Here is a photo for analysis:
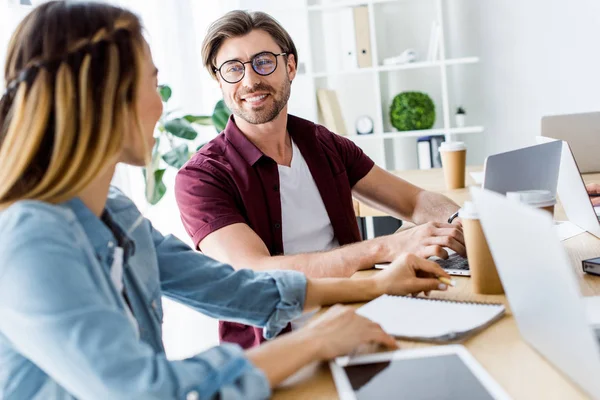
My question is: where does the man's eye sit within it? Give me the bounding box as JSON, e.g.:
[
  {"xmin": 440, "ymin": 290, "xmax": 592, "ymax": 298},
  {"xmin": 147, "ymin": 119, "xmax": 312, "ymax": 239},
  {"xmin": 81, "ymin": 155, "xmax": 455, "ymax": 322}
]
[{"xmin": 227, "ymin": 65, "xmax": 243, "ymax": 73}]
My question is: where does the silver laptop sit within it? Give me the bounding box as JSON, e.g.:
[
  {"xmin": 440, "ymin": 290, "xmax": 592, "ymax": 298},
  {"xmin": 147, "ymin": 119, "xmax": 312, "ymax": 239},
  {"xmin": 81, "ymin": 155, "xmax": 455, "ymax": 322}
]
[
  {"xmin": 471, "ymin": 187, "xmax": 600, "ymax": 398},
  {"xmin": 542, "ymin": 112, "xmax": 600, "ymax": 173},
  {"xmin": 482, "ymin": 141, "xmax": 562, "ymax": 195},
  {"xmin": 536, "ymin": 136, "xmax": 600, "ymax": 238}
]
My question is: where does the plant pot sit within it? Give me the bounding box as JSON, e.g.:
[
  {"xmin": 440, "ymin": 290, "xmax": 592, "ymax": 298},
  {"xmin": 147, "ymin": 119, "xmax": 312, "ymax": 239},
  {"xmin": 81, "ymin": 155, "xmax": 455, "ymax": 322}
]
[{"xmin": 455, "ymin": 114, "xmax": 466, "ymax": 128}]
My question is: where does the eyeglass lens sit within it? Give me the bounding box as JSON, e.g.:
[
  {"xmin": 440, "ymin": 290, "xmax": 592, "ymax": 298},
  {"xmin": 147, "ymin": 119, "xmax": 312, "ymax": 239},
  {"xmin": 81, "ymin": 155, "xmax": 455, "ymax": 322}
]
[{"xmin": 220, "ymin": 52, "xmax": 278, "ymax": 83}]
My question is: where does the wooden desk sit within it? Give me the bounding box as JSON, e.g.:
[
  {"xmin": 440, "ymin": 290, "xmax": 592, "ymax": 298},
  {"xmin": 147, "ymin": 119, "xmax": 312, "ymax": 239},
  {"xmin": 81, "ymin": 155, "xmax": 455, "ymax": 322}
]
[
  {"xmin": 274, "ymin": 169, "xmax": 600, "ymax": 400},
  {"xmin": 355, "ymin": 166, "xmax": 483, "ymax": 218}
]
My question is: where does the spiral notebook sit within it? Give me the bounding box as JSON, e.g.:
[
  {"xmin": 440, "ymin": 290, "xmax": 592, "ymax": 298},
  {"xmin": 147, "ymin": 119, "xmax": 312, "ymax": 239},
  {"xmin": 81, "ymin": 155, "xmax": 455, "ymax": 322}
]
[{"xmin": 357, "ymin": 295, "xmax": 505, "ymax": 343}]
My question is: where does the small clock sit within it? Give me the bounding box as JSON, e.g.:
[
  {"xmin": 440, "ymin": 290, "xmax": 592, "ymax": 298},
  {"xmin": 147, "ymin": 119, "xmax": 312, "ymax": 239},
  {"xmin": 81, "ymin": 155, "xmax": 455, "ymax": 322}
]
[{"xmin": 356, "ymin": 115, "xmax": 374, "ymax": 135}]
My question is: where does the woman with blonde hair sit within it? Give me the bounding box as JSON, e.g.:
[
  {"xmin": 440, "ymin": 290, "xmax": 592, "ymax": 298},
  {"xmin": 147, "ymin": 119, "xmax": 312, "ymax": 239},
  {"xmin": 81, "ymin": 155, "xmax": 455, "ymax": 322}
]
[{"xmin": 0, "ymin": 2, "xmax": 450, "ymax": 399}]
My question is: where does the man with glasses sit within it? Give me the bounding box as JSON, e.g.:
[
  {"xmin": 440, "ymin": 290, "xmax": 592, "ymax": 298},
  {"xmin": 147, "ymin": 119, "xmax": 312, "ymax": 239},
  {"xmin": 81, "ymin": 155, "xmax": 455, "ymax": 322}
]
[{"xmin": 175, "ymin": 10, "xmax": 465, "ymax": 349}]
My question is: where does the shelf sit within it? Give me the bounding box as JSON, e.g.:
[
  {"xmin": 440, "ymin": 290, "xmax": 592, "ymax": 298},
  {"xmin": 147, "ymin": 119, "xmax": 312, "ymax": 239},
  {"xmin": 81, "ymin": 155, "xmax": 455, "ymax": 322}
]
[
  {"xmin": 307, "ymin": 57, "xmax": 479, "ymax": 78},
  {"xmin": 307, "ymin": 0, "xmax": 398, "ymax": 12},
  {"xmin": 346, "ymin": 126, "xmax": 484, "ymax": 140}
]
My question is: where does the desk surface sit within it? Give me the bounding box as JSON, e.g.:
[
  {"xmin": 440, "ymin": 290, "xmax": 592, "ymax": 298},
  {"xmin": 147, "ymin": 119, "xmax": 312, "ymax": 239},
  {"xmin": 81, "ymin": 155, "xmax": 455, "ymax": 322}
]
[{"xmin": 274, "ymin": 168, "xmax": 600, "ymax": 400}]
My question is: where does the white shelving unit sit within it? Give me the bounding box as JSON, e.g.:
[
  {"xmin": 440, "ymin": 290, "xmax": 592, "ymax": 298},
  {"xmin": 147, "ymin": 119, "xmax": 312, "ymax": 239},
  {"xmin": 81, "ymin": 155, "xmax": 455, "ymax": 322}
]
[{"xmin": 243, "ymin": 0, "xmax": 483, "ymax": 170}]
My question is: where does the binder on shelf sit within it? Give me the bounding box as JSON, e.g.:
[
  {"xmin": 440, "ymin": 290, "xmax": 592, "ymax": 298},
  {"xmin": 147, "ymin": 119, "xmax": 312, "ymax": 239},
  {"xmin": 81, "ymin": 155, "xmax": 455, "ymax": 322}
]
[
  {"xmin": 316, "ymin": 89, "xmax": 347, "ymax": 135},
  {"xmin": 340, "ymin": 7, "xmax": 358, "ymax": 70},
  {"xmin": 417, "ymin": 135, "xmax": 445, "ymax": 169},
  {"xmin": 353, "ymin": 6, "xmax": 372, "ymax": 68},
  {"xmin": 427, "ymin": 21, "xmax": 441, "ymax": 61}
]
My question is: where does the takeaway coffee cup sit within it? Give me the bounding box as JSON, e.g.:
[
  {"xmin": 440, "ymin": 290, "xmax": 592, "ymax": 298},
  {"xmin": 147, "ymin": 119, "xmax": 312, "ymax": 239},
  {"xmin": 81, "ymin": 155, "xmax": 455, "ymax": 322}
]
[
  {"xmin": 460, "ymin": 201, "xmax": 504, "ymax": 295},
  {"xmin": 506, "ymin": 190, "xmax": 556, "ymax": 217},
  {"xmin": 439, "ymin": 141, "xmax": 467, "ymax": 190}
]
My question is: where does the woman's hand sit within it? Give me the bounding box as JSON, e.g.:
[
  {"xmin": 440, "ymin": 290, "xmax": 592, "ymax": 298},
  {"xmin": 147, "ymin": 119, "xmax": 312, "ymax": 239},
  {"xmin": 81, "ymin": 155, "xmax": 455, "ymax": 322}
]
[
  {"xmin": 374, "ymin": 253, "xmax": 451, "ymax": 297},
  {"xmin": 303, "ymin": 304, "xmax": 398, "ymax": 360}
]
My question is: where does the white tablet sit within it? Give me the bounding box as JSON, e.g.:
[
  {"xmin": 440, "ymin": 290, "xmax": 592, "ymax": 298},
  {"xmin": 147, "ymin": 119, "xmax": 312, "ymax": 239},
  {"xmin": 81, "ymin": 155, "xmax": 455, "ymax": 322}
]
[{"xmin": 330, "ymin": 345, "xmax": 511, "ymax": 400}]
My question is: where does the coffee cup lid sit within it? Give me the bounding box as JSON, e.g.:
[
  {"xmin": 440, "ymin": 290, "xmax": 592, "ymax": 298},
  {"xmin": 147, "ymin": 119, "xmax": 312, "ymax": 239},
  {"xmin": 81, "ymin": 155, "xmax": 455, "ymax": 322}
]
[
  {"xmin": 458, "ymin": 201, "xmax": 478, "ymax": 219},
  {"xmin": 439, "ymin": 141, "xmax": 466, "ymax": 152},
  {"xmin": 506, "ymin": 190, "xmax": 556, "ymax": 207}
]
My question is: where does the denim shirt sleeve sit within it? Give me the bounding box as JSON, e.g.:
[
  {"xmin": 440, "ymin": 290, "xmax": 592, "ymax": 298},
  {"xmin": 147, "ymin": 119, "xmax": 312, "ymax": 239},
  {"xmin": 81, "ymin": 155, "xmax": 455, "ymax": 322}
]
[
  {"xmin": 150, "ymin": 220, "xmax": 307, "ymax": 339},
  {"xmin": 0, "ymin": 206, "xmax": 275, "ymax": 400}
]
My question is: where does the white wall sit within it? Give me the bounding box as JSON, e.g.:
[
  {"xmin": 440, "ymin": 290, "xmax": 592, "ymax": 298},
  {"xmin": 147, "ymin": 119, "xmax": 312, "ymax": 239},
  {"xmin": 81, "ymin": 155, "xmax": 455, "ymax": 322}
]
[{"xmin": 446, "ymin": 0, "xmax": 600, "ymax": 160}]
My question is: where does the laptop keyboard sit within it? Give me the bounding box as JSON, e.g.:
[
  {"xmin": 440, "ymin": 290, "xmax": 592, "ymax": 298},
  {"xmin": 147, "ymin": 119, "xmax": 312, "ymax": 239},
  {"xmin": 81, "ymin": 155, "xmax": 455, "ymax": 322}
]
[{"xmin": 435, "ymin": 253, "xmax": 469, "ymax": 271}]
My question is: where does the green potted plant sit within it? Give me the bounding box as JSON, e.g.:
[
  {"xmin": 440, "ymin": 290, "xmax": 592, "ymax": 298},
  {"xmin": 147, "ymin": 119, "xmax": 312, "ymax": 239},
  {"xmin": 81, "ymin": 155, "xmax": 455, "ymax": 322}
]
[
  {"xmin": 389, "ymin": 91, "xmax": 435, "ymax": 131},
  {"xmin": 144, "ymin": 85, "xmax": 231, "ymax": 204}
]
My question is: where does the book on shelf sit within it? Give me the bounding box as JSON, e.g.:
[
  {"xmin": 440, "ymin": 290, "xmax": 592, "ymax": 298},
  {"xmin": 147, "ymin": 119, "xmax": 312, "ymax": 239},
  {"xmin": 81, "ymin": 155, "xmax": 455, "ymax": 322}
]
[
  {"xmin": 353, "ymin": 5, "xmax": 372, "ymax": 68},
  {"xmin": 417, "ymin": 135, "xmax": 445, "ymax": 169},
  {"xmin": 316, "ymin": 88, "xmax": 347, "ymax": 135}
]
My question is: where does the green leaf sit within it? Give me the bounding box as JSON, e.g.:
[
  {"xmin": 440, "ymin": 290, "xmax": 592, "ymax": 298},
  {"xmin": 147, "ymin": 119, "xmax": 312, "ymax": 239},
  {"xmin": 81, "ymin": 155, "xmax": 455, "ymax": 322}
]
[
  {"xmin": 162, "ymin": 144, "xmax": 190, "ymax": 169},
  {"xmin": 212, "ymin": 100, "xmax": 231, "ymax": 132},
  {"xmin": 144, "ymin": 168, "xmax": 167, "ymax": 205},
  {"xmin": 164, "ymin": 118, "xmax": 198, "ymax": 140},
  {"xmin": 183, "ymin": 114, "xmax": 214, "ymax": 126},
  {"xmin": 158, "ymin": 85, "xmax": 172, "ymax": 102}
]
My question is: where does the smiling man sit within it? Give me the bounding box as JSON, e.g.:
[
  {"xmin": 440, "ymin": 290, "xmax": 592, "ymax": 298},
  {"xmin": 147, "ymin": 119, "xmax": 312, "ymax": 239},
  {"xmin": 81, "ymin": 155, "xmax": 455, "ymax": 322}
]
[{"xmin": 175, "ymin": 10, "xmax": 464, "ymax": 349}]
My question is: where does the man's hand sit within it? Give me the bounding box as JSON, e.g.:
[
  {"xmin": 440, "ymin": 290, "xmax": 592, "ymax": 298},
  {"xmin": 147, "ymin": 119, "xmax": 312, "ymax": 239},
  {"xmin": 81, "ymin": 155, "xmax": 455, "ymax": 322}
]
[
  {"xmin": 586, "ymin": 183, "xmax": 600, "ymax": 206},
  {"xmin": 373, "ymin": 253, "xmax": 451, "ymax": 297},
  {"xmin": 377, "ymin": 221, "xmax": 466, "ymax": 261}
]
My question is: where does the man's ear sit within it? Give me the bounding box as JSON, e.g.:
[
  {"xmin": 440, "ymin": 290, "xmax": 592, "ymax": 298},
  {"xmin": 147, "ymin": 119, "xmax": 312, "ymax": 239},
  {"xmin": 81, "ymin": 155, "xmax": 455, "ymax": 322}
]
[{"xmin": 286, "ymin": 54, "xmax": 297, "ymax": 82}]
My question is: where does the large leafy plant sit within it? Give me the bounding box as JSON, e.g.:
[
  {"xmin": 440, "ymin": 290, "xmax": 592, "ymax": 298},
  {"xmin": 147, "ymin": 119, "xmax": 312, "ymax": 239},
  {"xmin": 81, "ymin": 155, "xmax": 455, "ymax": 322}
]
[{"xmin": 145, "ymin": 85, "xmax": 231, "ymax": 204}]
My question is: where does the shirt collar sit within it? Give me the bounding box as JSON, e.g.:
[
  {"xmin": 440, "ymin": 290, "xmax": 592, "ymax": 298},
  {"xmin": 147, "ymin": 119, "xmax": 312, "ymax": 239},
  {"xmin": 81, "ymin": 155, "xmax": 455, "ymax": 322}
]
[
  {"xmin": 224, "ymin": 114, "xmax": 318, "ymax": 166},
  {"xmin": 224, "ymin": 115, "xmax": 265, "ymax": 166},
  {"xmin": 61, "ymin": 197, "xmax": 135, "ymax": 263}
]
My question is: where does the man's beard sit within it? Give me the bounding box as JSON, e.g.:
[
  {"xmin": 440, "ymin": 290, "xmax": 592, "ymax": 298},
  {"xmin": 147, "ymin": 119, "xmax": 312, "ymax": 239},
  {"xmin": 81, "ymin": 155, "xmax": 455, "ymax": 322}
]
[{"xmin": 226, "ymin": 77, "xmax": 291, "ymax": 125}]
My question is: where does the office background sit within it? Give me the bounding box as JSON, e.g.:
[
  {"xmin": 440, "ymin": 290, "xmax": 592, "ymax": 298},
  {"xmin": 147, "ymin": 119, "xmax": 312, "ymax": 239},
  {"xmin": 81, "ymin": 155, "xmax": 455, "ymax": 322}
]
[{"xmin": 1, "ymin": 0, "xmax": 599, "ymax": 361}]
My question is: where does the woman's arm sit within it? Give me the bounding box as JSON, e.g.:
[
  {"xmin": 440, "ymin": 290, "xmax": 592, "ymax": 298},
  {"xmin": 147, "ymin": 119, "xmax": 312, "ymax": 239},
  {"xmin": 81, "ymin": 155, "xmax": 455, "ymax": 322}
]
[{"xmin": 0, "ymin": 210, "xmax": 272, "ymax": 399}]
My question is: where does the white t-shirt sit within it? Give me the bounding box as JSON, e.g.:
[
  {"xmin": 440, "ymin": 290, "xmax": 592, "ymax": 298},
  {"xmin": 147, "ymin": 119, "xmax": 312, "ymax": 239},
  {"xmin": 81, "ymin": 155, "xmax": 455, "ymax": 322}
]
[
  {"xmin": 278, "ymin": 140, "xmax": 336, "ymax": 329},
  {"xmin": 278, "ymin": 140, "xmax": 339, "ymax": 256}
]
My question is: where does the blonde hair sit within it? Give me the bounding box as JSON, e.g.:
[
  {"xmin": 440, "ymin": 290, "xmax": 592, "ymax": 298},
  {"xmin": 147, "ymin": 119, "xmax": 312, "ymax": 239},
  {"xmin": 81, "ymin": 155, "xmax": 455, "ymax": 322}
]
[
  {"xmin": 0, "ymin": 1, "xmax": 147, "ymax": 209},
  {"xmin": 202, "ymin": 10, "xmax": 298, "ymax": 80}
]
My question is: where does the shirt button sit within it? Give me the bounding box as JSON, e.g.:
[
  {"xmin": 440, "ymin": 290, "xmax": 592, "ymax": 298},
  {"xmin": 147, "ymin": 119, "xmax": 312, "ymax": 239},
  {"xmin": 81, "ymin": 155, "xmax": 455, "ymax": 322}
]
[
  {"xmin": 273, "ymin": 184, "xmax": 279, "ymax": 191},
  {"xmin": 186, "ymin": 391, "xmax": 199, "ymax": 400},
  {"xmin": 151, "ymin": 300, "xmax": 158, "ymax": 310},
  {"xmin": 274, "ymin": 223, "xmax": 281, "ymax": 229}
]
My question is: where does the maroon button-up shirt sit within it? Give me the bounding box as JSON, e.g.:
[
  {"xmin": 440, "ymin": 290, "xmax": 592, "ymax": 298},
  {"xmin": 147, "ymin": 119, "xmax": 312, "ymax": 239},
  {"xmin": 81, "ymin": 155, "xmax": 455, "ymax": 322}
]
[{"xmin": 175, "ymin": 114, "xmax": 374, "ymax": 349}]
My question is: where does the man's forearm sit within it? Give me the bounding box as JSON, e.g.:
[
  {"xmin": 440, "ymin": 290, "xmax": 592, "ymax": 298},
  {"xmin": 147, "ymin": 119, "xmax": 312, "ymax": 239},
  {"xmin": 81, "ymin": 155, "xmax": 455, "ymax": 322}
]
[
  {"xmin": 411, "ymin": 191, "xmax": 460, "ymax": 225},
  {"xmin": 243, "ymin": 240, "xmax": 386, "ymax": 278}
]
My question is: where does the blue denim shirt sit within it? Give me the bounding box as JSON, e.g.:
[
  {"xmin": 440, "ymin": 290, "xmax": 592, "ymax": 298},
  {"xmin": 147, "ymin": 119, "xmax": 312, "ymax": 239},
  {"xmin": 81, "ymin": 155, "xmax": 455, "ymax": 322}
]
[{"xmin": 0, "ymin": 187, "xmax": 307, "ymax": 400}]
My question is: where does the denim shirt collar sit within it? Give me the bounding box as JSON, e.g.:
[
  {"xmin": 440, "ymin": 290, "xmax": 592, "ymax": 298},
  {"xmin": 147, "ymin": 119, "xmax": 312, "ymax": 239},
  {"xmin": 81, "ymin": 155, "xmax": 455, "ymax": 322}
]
[{"xmin": 61, "ymin": 197, "xmax": 135, "ymax": 265}]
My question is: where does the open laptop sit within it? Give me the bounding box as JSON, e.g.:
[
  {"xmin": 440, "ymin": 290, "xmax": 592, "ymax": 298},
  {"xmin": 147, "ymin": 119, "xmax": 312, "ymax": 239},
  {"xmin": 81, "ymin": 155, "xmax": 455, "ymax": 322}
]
[
  {"xmin": 471, "ymin": 187, "xmax": 600, "ymax": 398},
  {"xmin": 482, "ymin": 140, "xmax": 562, "ymax": 195},
  {"xmin": 536, "ymin": 136, "xmax": 600, "ymax": 239},
  {"xmin": 542, "ymin": 112, "xmax": 600, "ymax": 173}
]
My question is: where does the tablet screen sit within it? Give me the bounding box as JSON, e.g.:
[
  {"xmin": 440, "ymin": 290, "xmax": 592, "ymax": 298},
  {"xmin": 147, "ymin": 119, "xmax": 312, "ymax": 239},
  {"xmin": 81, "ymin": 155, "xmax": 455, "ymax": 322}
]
[{"xmin": 343, "ymin": 354, "xmax": 496, "ymax": 400}]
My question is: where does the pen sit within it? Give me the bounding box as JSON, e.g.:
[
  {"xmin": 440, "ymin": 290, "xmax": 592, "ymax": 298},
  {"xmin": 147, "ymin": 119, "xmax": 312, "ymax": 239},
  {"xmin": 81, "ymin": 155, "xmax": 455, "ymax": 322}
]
[{"xmin": 438, "ymin": 277, "xmax": 456, "ymax": 287}]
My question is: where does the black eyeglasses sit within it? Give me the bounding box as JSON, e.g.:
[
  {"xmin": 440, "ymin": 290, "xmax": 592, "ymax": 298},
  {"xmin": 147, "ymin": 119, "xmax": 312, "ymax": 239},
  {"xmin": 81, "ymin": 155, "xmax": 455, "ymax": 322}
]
[{"xmin": 214, "ymin": 51, "xmax": 287, "ymax": 84}]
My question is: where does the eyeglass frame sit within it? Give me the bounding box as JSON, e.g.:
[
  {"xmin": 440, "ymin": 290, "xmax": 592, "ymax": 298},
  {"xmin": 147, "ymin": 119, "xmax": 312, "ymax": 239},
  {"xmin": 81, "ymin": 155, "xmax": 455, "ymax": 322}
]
[{"xmin": 214, "ymin": 51, "xmax": 288, "ymax": 84}]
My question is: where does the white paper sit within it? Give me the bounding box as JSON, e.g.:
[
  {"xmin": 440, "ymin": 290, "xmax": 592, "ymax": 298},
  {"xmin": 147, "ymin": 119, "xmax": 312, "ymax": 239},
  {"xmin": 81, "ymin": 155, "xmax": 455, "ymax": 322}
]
[
  {"xmin": 357, "ymin": 295, "xmax": 504, "ymax": 339},
  {"xmin": 584, "ymin": 296, "xmax": 600, "ymax": 328},
  {"xmin": 470, "ymin": 171, "xmax": 484, "ymax": 184},
  {"xmin": 554, "ymin": 221, "xmax": 585, "ymax": 241}
]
